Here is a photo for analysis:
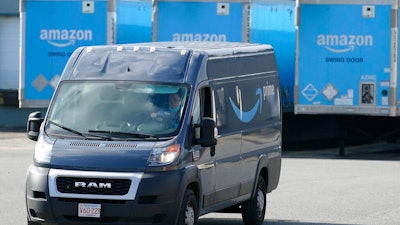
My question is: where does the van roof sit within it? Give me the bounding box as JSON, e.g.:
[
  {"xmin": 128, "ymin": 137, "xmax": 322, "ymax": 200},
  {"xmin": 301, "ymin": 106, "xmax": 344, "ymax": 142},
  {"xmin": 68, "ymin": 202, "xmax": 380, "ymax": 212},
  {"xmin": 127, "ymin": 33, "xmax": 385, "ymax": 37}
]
[
  {"xmin": 85, "ymin": 41, "xmax": 274, "ymax": 57},
  {"xmin": 62, "ymin": 42, "xmax": 275, "ymax": 82},
  {"xmin": 141, "ymin": 41, "xmax": 273, "ymax": 52}
]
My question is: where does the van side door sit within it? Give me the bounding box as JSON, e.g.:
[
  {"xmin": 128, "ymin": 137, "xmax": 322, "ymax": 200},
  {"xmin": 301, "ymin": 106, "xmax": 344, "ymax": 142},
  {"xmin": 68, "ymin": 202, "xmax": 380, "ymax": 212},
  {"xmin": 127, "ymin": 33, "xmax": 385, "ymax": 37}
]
[
  {"xmin": 239, "ymin": 74, "xmax": 281, "ymax": 195},
  {"xmin": 211, "ymin": 81, "xmax": 242, "ymax": 204}
]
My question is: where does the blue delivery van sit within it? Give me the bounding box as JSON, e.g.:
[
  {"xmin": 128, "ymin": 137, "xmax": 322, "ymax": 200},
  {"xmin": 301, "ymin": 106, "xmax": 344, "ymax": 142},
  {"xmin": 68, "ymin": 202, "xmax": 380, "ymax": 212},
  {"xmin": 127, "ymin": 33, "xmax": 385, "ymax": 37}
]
[{"xmin": 26, "ymin": 42, "xmax": 282, "ymax": 225}]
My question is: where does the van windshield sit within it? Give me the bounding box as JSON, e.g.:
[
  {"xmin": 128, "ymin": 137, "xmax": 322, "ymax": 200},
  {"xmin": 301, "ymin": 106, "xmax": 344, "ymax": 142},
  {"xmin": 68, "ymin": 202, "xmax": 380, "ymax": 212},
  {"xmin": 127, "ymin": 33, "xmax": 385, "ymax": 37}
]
[{"xmin": 45, "ymin": 81, "xmax": 189, "ymax": 139}]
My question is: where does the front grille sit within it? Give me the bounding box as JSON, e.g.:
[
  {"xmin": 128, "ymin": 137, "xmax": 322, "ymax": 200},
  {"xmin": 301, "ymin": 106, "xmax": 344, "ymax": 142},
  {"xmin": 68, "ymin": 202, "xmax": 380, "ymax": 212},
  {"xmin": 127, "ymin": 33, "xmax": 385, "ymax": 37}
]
[
  {"xmin": 57, "ymin": 177, "xmax": 131, "ymax": 195},
  {"xmin": 69, "ymin": 141, "xmax": 138, "ymax": 149}
]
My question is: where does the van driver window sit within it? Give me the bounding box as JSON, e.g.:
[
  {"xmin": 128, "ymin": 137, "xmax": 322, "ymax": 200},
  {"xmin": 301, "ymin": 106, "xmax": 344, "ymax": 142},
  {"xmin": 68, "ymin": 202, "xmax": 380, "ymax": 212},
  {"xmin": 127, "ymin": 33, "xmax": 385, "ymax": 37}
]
[
  {"xmin": 192, "ymin": 87, "xmax": 212, "ymax": 123},
  {"xmin": 201, "ymin": 87, "xmax": 212, "ymax": 118}
]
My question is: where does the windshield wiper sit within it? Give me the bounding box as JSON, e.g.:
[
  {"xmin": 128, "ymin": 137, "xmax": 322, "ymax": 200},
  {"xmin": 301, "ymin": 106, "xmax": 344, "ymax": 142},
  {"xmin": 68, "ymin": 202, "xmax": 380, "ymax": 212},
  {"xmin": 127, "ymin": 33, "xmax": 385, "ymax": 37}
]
[
  {"xmin": 88, "ymin": 130, "xmax": 159, "ymax": 141},
  {"xmin": 47, "ymin": 120, "xmax": 113, "ymax": 140}
]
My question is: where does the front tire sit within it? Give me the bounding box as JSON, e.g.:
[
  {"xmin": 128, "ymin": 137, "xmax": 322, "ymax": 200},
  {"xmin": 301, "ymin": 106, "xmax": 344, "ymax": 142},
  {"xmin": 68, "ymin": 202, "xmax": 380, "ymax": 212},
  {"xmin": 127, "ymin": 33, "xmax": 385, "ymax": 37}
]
[
  {"xmin": 177, "ymin": 189, "xmax": 198, "ymax": 225},
  {"xmin": 241, "ymin": 176, "xmax": 267, "ymax": 225}
]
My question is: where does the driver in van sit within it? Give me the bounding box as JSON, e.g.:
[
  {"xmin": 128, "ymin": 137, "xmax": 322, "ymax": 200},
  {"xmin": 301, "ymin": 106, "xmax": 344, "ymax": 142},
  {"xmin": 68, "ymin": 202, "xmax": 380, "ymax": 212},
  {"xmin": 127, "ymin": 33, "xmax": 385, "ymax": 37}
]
[{"xmin": 150, "ymin": 92, "xmax": 183, "ymax": 129}]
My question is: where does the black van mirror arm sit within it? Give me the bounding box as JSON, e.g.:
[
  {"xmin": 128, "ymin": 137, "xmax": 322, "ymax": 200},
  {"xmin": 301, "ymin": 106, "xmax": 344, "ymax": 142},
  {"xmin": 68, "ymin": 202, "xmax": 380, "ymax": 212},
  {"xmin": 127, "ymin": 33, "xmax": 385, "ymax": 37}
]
[
  {"xmin": 27, "ymin": 111, "xmax": 44, "ymax": 141},
  {"xmin": 194, "ymin": 117, "xmax": 217, "ymax": 148}
]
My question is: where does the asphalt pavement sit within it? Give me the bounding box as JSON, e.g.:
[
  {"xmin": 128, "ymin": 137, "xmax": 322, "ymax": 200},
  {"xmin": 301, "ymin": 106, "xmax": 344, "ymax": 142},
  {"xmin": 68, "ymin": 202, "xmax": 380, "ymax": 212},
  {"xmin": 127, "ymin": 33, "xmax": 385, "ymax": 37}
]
[{"xmin": 1, "ymin": 129, "xmax": 399, "ymax": 225}]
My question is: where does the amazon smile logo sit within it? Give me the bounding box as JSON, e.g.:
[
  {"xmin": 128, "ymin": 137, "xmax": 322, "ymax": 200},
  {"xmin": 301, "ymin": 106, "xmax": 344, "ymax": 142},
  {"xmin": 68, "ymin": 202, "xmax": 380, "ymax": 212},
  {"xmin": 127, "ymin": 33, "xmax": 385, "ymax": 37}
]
[
  {"xmin": 229, "ymin": 84, "xmax": 275, "ymax": 123},
  {"xmin": 317, "ymin": 34, "xmax": 373, "ymax": 53},
  {"xmin": 40, "ymin": 29, "xmax": 93, "ymax": 48}
]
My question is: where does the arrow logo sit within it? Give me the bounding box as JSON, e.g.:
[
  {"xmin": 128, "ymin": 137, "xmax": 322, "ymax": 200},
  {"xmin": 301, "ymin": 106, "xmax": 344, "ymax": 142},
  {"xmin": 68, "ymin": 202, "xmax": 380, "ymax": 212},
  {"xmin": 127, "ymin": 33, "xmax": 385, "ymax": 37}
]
[
  {"xmin": 229, "ymin": 88, "xmax": 262, "ymax": 123},
  {"xmin": 325, "ymin": 45, "xmax": 355, "ymax": 53},
  {"xmin": 47, "ymin": 39, "xmax": 76, "ymax": 48}
]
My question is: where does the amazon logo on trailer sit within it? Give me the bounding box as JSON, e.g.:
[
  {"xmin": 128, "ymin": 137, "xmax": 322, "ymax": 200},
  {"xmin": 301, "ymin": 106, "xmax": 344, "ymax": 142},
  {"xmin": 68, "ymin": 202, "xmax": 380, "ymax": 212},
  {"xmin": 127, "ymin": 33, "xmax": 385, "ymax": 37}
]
[
  {"xmin": 40, "ymin": 29, "xmax": 93, "ymax": 47},
  {"xmin": 316, "ymin": 34, "xmax": 373, "ymax": 53}
]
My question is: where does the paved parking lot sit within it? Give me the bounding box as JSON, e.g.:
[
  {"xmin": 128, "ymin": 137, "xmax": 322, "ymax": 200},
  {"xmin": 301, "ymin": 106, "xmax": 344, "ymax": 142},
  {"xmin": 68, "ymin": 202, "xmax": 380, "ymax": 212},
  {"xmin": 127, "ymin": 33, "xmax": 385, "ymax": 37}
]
[{"xmin": 1, "ymin": 130, "xmax": 399, "ymax": 225}]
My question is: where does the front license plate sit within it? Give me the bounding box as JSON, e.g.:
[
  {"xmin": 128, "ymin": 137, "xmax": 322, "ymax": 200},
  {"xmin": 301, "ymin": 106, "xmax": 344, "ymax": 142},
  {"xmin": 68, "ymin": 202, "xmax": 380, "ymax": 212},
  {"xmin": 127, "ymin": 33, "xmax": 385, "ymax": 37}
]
[{"xmin": 78, "ymin": 203, "xmax": 101, "ymax": 218}]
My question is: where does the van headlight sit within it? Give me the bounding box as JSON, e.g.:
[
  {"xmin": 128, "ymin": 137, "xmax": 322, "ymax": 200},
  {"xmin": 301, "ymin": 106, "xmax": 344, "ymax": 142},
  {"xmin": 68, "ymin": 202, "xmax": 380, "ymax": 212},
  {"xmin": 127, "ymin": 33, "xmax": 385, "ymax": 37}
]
[
  {"xmin": 34, "ymin": 135, "xmax": 54, "ymax": 164},
  {"xmin": 148, "ymin": 144, "xmax": 180, "ymax": 166}
]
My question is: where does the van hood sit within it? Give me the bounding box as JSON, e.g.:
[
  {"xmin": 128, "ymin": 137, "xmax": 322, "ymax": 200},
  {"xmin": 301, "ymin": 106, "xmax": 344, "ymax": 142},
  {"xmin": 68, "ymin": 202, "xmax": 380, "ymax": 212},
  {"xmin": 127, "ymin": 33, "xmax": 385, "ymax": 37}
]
[{"xmin": 48, "ymin": 139, "xmax": 155, "ymax": 172}]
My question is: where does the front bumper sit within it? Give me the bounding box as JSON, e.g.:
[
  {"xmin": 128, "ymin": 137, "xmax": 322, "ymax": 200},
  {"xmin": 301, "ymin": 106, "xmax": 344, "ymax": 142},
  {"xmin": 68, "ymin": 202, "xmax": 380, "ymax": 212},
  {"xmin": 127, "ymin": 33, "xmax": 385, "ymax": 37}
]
[{"xmin": 26, "ymin": 165, "xmax": 185, "ymax": 225}]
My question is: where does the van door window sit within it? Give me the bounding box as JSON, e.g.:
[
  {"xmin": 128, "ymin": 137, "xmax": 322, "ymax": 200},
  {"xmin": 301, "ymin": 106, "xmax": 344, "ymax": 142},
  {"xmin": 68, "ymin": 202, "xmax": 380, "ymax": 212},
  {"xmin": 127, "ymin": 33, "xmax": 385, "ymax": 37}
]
[
  {"xmin": 201, "ymin": 87, "xmax": 213, "ymax": 119},
  {"xmin": 191, "ymin": 86, "xmax": 214, "ymax": 144},
  {"xmin": 193, "ymin": 86, "xmax": 213, "ymax": 123}
]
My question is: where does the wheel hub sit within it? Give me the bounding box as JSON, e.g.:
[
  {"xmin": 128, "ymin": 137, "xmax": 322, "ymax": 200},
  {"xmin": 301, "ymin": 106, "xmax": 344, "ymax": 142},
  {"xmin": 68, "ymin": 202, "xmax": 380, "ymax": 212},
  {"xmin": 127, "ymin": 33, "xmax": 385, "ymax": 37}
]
[{"xmin": 185, "ymin": 204, "xmax": 195, "ymax": 225}]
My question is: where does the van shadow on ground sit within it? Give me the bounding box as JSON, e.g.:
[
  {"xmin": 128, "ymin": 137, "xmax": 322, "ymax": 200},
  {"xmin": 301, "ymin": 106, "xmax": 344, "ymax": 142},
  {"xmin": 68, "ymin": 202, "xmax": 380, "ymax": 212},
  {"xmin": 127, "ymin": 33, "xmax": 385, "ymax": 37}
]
[
  {"xmin": 282, "ymin": 140, "xmax": 400, "ymax": 161},
  {"xmin": 198, "ymin": 217, "xmax": 356, "ymax": 225}
]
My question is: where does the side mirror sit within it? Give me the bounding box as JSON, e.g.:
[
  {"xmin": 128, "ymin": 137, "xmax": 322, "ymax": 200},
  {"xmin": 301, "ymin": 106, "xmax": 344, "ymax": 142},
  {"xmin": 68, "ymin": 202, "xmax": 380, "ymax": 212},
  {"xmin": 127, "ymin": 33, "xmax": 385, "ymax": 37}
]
[
  {"xmin": 195, "ymin": 117, "xmax": 217, "ymax": 147},
  {"xmin": 27, "ymin": 111, "xmax": 43, "ymax": 141}
]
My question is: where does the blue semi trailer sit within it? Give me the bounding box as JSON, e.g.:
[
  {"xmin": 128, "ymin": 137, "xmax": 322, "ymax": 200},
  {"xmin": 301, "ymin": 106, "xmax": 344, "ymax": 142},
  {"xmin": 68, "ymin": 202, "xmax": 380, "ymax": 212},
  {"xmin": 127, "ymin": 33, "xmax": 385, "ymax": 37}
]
[
  {"xmin": 294, "ymin": 0, "xmax": 400, "ymax": 154},
  {"xmin": 250, "ymin": 0, "xmax": 296, "ymax": 112},
  {"xmin": 295, "ymin": 0, "xmax": 397, "ymax": 116},
  {"xmin": 116, "ymin": 0, "xmax": 152, "ymax": 44},
  {"xmin": 152, "ymin": 0, "xmax": 249, "ymax": 42},
  {"xmin": 19, "ymin": 0, "xmax": 297, "ymax": 111},
  {"xmin": 19, "ymin": 0, "xmax": 116, "ymax": 108}
]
